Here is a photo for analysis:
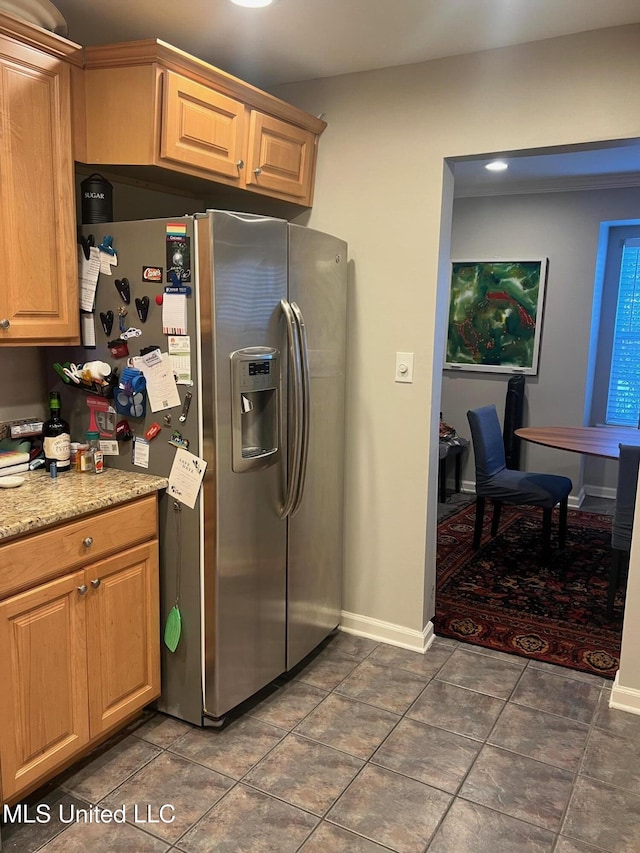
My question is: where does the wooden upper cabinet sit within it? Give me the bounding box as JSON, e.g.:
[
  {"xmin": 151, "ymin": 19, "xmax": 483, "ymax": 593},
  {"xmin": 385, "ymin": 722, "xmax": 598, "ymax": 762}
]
[
  {"xmin": 160, "ymin": 70, "xmax": 245, "ymax": 181},
  {"xmin": 80, "ymin": 40, "xmax": 326, "ymax": 206},
  {"xmin": 246, "ymin": 112, "xmax": 316, "ymax": 202},
  {"xmin": 0, "ymin": 15, "xmax": 80, "ymax": 345}
]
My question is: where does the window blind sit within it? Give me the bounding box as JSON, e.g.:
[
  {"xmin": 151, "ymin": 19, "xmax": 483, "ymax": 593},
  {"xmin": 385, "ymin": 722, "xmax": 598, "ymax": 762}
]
[{"xmin": 606, "ymin": 237, "xmax": 640, "ymax": 427}]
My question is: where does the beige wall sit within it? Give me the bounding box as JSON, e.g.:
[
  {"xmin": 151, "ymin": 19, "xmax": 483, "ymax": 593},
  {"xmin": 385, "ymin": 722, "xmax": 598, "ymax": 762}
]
[{"xmin": 275, "ymin": 26, "xmax": 640, "ymax": 657}]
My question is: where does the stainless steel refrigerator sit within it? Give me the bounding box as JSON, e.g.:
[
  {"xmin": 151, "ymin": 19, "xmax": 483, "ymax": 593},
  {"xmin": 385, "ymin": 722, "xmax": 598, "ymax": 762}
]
[{"xmin": 61, "ymin": 211, "xmax": 347, "ymax": 724}]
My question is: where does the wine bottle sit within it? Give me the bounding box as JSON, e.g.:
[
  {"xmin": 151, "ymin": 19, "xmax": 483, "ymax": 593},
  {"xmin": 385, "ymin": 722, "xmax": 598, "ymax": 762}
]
[{"xmin": 43, "ymin": 391, "xmax": 71, "ymax": 473}]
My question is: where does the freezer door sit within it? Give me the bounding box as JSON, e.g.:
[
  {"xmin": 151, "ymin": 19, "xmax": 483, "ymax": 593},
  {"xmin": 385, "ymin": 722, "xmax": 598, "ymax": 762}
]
[
  {"xmin": 287, "ymin": 225, "xmax": 348, "ymax": 668},
  {"xmin": 200, "ymin": 211, "xmax": 289, "ymax": 719}
]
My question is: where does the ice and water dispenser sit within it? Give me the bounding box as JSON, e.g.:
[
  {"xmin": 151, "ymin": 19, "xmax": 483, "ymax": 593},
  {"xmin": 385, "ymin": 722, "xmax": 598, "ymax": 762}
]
[{"xmin": 230, "ymin": 347, "xmax": 280, "ymax": 472}]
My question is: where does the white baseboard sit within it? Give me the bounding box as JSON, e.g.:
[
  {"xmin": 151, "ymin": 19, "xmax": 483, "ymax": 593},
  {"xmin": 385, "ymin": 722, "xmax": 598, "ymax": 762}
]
[
  {"xmin": 584, "ymin": 484, "xmax": 617, "ymax": 501},
  {"xmin": 340, "ymin": 611, "xmax": 435, "ymax": 653},
  {"xmin": 570, "ymin": 487, "xmax": 585, "ymax": 509},
  {"xmin": 610, "ymin": 672, "xmax": 640, "ymax": 715}
]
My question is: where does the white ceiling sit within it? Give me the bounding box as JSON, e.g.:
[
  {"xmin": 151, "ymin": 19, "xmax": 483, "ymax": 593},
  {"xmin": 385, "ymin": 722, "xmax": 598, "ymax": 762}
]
[
  {"xmin": 47, "ymin": 0, "xmax": 640, "ymax": 90},
  {"xmin": 36, "ymin": 0, "xmax": 640, "ymax": 192}
]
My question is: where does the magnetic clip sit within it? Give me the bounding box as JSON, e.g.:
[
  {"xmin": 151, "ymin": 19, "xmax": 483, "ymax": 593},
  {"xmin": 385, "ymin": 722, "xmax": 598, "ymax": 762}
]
[
  {"xmin": 100, "ymin": 310, "xmax": 114, "ymax": 337},
  {"xmin": 135, "ymin": 296, "xmax": 150, "ymax": 323},
  {"xmin": 115, "ymin": 278, "xmax": 131, "ymax": 304},
  {"xmin": 98, "ymin": 235, "xmax": 115, "ymax": 256},
  {"xmin": 79, "ymin": 232, "xmax": 95, "ymax": 261}
]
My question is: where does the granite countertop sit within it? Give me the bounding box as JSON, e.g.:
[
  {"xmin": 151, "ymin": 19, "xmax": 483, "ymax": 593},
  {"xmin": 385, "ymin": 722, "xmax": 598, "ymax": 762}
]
[{"xmin": 0, "ymin": 469, "xmax": 168, "ymax": 542}]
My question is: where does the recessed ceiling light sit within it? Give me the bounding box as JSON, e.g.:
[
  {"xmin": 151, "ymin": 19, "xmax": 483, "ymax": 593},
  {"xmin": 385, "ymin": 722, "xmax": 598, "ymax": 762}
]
[
  {"xmin": 485, "ymin": 160, "xmax": 508, "ymax": 172},
  {"xmin": 229, "ymin": 0, "xmax": 274, "ymax": 6}
]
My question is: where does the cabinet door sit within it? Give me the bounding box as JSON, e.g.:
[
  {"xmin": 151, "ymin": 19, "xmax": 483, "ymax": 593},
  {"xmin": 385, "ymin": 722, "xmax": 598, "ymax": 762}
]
[
  {"xmin": 0, "ymin": 571, "xmax": 89, "ymax": 800},
  {"xmin": 0, "ymin": 37, "xmax": 78, "ymax": 344},
  {"xmin": 160, "ymin": 69, "xmax": 245, "ymax": 181},
  {"xmin": 86, "ymin": 542, "xmax": 160, "ymax": 737},
  {"xmin": 246, "ymin": 111, "xmax": 316, "ymax": 203}
]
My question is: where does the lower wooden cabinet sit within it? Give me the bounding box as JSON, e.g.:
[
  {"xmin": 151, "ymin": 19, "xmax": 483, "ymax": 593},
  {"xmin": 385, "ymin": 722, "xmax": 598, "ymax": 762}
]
[{"xmin": 0, "ymin": 539, "xmax": 159, "ymax": 802}]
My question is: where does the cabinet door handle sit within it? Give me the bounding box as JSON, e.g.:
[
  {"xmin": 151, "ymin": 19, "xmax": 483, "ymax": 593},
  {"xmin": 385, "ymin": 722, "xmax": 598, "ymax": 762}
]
[
  {"xmin": 91, "ymin": 578, "xmax": 101, "ymax": 589},
  {"xmin": 83, "ymin": 537, "xmax": 94, "ymax": 547},
  {"xmin": 254, "ymin": 167, "xmax": 262, "ymax": 177},
  {"xmin": 77, "ymin": 584, "xmax": 88, "ymax": 595},
  {"xmin": 236, "ymin": 159, "xmax": 244, "ymax": 170},
  {"xmin": 0, "ymin": 319, "xmax": 9, "ymax": 330}
]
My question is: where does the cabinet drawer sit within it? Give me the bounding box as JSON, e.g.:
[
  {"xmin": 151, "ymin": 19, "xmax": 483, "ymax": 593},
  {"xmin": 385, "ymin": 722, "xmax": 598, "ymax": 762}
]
[{"xmin": 0, "ymin": 495, "xmax": 157, "ymax": 600}]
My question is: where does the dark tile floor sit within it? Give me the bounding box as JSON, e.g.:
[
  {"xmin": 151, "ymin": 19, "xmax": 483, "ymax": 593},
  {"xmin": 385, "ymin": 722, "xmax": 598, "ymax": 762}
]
[{"xmin": 3, "ymin": 630, "xmax": 640, "ymax": 853}]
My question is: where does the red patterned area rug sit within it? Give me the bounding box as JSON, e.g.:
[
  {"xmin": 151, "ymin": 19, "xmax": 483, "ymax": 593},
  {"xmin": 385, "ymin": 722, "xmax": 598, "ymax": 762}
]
[{"xmin": 435, "ymin": 502, "xmax": 623, "ymax": 679}]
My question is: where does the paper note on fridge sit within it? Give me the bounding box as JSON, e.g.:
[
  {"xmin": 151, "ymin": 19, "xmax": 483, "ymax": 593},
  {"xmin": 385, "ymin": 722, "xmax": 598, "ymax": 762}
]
[
  {"xmin": 134, "ymin": 351, "xmax": 181, "ymax": 412},
  {"xmin": 168, "ymin": 448, "xmax": 207, "ymax": 508},
  {"xmin": 79, "ymin": 245, "xmax": 101, "ymax": 311},
  {"xmin": 162, "ymin": 293, "xmax": 188, "ymax": 334}
]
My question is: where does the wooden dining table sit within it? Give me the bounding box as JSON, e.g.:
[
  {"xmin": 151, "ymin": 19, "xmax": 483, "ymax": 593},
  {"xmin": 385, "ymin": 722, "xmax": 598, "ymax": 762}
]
[{"xmin": 515, "ymin": 426, "xmax": 640, "ymax": 459}]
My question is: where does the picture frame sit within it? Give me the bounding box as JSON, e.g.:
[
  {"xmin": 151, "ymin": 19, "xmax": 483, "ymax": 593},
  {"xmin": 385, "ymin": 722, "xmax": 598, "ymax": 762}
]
[{"xmin": 444, "ymin": 258, "xmax": 548, "ymax": 375}]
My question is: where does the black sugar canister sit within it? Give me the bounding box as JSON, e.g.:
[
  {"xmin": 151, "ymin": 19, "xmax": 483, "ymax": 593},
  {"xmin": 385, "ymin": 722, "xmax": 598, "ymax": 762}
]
[{"xmin": 80, "ymin": 173, "xmax": 113, "ymax": 224}]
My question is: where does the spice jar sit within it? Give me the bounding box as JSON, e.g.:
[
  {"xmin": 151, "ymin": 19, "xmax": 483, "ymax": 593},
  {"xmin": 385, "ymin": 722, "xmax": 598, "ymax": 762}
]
[{"xmin": 87, "ymin": 431, "xmax": 104, "ymax": 474}]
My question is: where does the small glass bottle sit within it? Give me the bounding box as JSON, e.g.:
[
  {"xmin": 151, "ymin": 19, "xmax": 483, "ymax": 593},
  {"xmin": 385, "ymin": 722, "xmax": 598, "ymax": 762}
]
[{"xmin": 87, "ymin": 431, "xmax": 104, "ymax": 474}]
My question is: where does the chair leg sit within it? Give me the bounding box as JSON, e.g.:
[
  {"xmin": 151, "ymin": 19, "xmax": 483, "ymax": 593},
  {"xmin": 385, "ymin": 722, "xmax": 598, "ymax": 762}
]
[
  {"xmin": 439, "ymin": 457, "xmax": 447, "ymax": 503},
  {"xmin": 558, "ymin": 497, "xmax": 568, "ymax": 550},
  {"xmin": 607, "ymin": 548, "xmax": 624, "ymax": 620},
  {"xmin": 473, "ymin": 497, "xmax": 485, "ymax": 549},
  {"xmin": 542, "ymin": 507, "xmax": 552, "ymax": 559},
  {"xmin": 490, "ymin": 501, "xmax": 502, "ymax": 537},
  {"xmin": 454, "ymin": 452, "xmax": 462, "ymax": 494}
]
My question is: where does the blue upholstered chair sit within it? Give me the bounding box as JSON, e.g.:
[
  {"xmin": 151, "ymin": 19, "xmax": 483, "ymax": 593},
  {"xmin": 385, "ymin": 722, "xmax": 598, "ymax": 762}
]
[
  {"xmin": 608, "ymin": 444, "xmax": 640, "ymax": 619},
  {"xmin": 467, "ymin": 405, "xmax": 572, "ymax": 556}
]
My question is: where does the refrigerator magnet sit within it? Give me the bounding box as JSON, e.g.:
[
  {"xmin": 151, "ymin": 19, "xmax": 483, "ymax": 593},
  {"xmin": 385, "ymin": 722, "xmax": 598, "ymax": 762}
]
[
  {"xmin": 107, "ymin": 338, "xmax": 129, "ymax": 358},
  {"xmin": 166, "ymin": 234, "xmax": 191, "ymax": 283},
  {"xmin": 145, "ymin": 422, "xmax": 162, "ymax": 442},
  {"xmin": 143, "ymin": 266, "xmax": 163, "ymax": 283},
  {"xmin": 115, "ymin": 277, "xmax": 131, "ymax": 304},
  {"xmin": 135, "ymin": 296, "xmax": 150, "ymax": 322},
  {"xmin": 168, "ymin": 429, "xmax": 189, "ymax": 450}
]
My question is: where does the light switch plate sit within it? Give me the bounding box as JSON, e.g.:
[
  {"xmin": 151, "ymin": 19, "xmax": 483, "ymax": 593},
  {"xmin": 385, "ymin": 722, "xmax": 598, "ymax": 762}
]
[{"xmin": 395, "ymin": 352, "xmax": 414, "ymax": 383}]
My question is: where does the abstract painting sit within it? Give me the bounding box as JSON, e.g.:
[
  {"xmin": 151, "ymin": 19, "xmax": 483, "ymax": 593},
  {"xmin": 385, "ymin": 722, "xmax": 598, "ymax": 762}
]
[{"xmin": 445, "ymin": 259, "xmax": 548, "ymax": 374}]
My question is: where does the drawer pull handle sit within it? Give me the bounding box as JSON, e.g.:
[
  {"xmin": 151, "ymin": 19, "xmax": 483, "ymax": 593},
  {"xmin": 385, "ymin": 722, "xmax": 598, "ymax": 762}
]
[
  {"xmin": 0, "ymin": 318, "xmax": 9, "ymax": 330},
  {"xmin": 254, "ymin": 167, "xmax": 262, "ymax": 177},
  {"xmin": 236, "ymin": 159, "xmax": 244, "ymax": 170},
  {"xmin": 77, "ymin": 584, "xmax": 88, "ymax": 595},
  {"xmin": 91, "ymin": 578, "xmax": 101, "ymax": 589},
  {"xmin": 83, "ymin": 537, "xmax": 94, "ymax": 547}
]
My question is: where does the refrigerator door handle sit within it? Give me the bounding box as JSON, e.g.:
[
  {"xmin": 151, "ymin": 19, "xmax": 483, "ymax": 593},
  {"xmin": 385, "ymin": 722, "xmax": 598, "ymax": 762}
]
[
  {"xmin": 290, "ymin": 302, "xmax": 310, "ymax": 516},
  {"xmin": 280, "ymin": 298, "xmax": 303, "ymax": 518}
]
